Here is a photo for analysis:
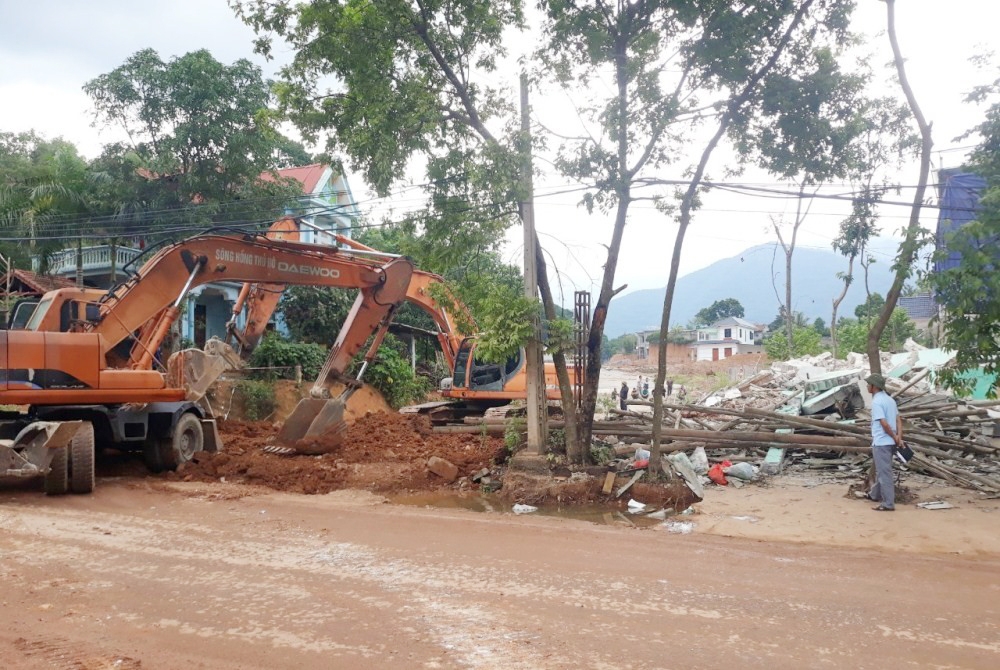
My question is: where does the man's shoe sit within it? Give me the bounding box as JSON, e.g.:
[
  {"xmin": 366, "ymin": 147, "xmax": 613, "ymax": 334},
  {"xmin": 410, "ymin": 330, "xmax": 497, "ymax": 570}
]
[{"xmin": 872, "ymin": 505, "xmax": 895, "ymax": 511}]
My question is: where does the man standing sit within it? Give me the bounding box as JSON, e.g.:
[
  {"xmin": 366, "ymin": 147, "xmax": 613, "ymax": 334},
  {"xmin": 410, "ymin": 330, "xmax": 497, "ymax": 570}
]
[
  {"xmin": 666, "ymin": 378, "xmax": 673, "ymax": 396},
  {"xmin": 866, "ymin": 373, "xmax": 902, "ymax": 511},
  {"xmin": 619, "ymin": 381, "xmax": 628, "ymax": 411}
]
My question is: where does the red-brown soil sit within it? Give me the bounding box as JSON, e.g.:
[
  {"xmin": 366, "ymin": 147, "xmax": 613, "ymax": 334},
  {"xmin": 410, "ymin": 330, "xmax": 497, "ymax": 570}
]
[{"xmin": 168, "ymin": 412, "xmax": 503, "ymax": 495}]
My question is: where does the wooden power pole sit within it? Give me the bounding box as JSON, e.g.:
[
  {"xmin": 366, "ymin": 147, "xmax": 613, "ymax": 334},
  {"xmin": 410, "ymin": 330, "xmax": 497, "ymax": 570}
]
[{"xmin": 520, "ymin": 73, "xmax": 548, "ymax": 454}]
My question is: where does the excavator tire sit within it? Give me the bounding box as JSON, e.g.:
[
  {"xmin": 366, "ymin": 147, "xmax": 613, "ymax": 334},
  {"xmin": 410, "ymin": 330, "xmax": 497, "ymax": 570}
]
[
  {"xmin": 43, "ymin": 447, "xmax": 69, "ymax": 496},
  {"xmin": 144, "ymin": 413, "xmax": 203, "ymax": 473},
  {"xmin": 69, "ymin": 422, "xmax": 95, "ymax": 494}
]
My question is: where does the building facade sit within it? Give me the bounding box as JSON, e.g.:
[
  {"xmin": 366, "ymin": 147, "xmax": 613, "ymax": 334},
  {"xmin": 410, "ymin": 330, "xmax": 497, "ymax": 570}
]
[{"xmin": 690, "ymin": 316, "xmax": 762, "ymax": 361}]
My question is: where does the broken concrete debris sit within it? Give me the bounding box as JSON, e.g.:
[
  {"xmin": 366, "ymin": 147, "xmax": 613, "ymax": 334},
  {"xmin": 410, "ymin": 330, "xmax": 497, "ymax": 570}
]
[{"xmin": 603, "ymin": 342, "xmax": 1000, "ymax": 498}]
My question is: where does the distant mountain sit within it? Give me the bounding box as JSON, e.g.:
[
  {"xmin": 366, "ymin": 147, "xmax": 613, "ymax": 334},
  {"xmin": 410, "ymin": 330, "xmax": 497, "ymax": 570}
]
[{"xmin": 604, "ymin": 239, "xmax": 903, "ymax": 337}]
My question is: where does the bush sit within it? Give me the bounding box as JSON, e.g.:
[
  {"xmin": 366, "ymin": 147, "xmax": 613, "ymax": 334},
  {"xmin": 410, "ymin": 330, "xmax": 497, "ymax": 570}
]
[
  {"xmin": 764, "ymin": 326, "xmax": 822, "ymax": 361},
  {"xmin": 248, "ymin": 334, "xmax": 327, "ymax": 380},
  {"xmin": 237, "ymin": 380, "xmax": 276, "ymax": 420},
  {"xmin": 361, "ymin": 344, "xmax": 432, "ymax": 408}
]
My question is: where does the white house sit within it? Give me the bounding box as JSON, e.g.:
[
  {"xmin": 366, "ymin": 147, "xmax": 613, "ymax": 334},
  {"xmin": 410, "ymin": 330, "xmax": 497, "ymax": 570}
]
[{"xmin": 690, "ymin": 316, "xmax": 760, "ymax": 361}]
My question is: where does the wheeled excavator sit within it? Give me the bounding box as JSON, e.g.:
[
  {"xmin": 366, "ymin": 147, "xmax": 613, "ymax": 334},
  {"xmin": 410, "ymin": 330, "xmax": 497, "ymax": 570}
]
[{"xmin": 2, "ymin": 219, "xmax": 571, "ymax": 492}]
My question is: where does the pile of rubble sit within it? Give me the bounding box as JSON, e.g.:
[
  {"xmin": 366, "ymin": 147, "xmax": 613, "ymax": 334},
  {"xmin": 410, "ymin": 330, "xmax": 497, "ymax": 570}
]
[{"xmin": 609, "ymin": 340, "xmax": 1000, "ymax": 496}]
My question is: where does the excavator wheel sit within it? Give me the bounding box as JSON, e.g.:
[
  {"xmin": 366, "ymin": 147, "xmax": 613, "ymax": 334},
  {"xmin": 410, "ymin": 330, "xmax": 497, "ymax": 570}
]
[
  {"xmin": 69, "ymin": 422, "xmax": 96, "ymax": 494},
  {"xmin": 144, "ymin": 413, "xmax": 204, "ymax": 473},
  {"xmin": 43, "ymin": 447, "xmax": 69, "ymax": 496}
]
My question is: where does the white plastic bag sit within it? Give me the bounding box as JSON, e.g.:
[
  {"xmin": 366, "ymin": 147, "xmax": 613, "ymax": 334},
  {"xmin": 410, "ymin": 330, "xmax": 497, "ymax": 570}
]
[
  {"xmin": 689, "ymin": 447, "xmax": 709, "ymax": 475},
  {"xmin": 723, "ymin": 462, "xmax": 756, "ymax": 481}
]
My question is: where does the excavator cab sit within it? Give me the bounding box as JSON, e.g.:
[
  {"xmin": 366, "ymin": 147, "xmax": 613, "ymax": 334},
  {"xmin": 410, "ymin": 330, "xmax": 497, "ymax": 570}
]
[{"xmin": 450, "ymin": 338, "xmax": 524, "ymax": 392}]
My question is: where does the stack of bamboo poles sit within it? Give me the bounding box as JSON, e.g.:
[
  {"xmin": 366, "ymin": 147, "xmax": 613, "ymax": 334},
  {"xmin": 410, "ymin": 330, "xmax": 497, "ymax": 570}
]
[{"xmin": 438, "ymin": 397, "xmax": 1000, "ymax": 493}]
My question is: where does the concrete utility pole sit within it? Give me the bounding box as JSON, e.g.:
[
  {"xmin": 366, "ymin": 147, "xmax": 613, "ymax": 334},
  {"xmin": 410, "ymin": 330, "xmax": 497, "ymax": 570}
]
[{"xmin": 520, "ymin": 73, "xmax": 548, "ymax": 454}]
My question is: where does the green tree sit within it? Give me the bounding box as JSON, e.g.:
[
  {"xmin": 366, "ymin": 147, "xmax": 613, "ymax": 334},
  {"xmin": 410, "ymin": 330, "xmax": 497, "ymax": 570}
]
[
  {"xmin": 865, "ymin": 0, "xmax": 935, "ymax": 373},
  {"xmin": 233, "ymin": 0, "xmax": 590, "ymax": 457},
  {"xmin": 84, "ymin": 48, "xmax": 306, "ymax": 233},
  {"xmin": 927, "ymin": 57, "xmax": 1000, "ymax": 393},
  {"xmin": 694, "ymin": 298, "xmax": 745, "ymax": 326},
  {"xmin": 855, "ymin": 292, "xmax": 885, "ymax": 321},
  {"xmin": 763, "ymin": 326, "xmax": 822, "ymax": 361},
  {"xmin": 733, "ymin": 46, "xmax": 873, "ymax": 356},
  {"xmin": 0, "ymin": 131, "xmax": 106, "ymax": 268},
  {"xmin": 834, "ymin": 309, "xmax": 916, "ymax": 357},
  {"xmin": 813, "ymin": 317, "xmax": 828, "ymax": 336},
  {"xmin": 278, "ymin": 286, "xmax": 356, "ymax": 345},
  {"xmin": 830, "ymin": 95, "xmax": 915, "ymax": 357}
]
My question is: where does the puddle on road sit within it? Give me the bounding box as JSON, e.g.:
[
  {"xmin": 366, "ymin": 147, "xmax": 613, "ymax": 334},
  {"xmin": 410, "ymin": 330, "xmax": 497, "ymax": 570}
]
[{"xmin": 388, "ymin": 491, "xmax": 670, "ymax": 528}]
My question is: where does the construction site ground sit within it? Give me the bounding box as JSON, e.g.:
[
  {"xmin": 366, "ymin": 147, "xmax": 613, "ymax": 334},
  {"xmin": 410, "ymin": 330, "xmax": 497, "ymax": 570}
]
[{"xmin": 1, "ymin": 367, "xmax": 999, "ymax": 668}]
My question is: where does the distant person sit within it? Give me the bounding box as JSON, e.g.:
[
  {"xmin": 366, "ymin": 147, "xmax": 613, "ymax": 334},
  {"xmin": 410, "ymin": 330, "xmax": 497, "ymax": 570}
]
[
  {"xmin": 677, "ymin": 385, "xmax": 687, "ymax": 402},
  {"xmin": 641, "ymin": 379, "xmax": 649, "ymax": 398},
  {"xmin": 866, "ymin": 373, "xmax": 902, "ymax": 511},
  {"xmin": 667, "ymin": 378, "xmax": 674, "ymax": 396},
  {"xmin": 619, "ymin": 381, "xmax": 628, "ymax": 411},
  {"xmin": 610, "ymin": 387, "xmax": 618, "ymax": 402}
]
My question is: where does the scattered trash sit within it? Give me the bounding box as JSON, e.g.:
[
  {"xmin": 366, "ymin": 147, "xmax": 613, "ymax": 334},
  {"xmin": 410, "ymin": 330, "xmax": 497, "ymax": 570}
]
[
  {"xmin": 708, "ymin": 462, "xmax": 730, "ymax": 486},
  {"xmin": 627, "ymin": 498, "xmax": 646, "ymax": 513},
  {"xmin": 724, "ymin": 462, "xmax": 757, "ymax": 481},
  {"xmin": 664, "ymin": 520, "xmax": 695, "ymax": 534},
  {"xmin": 512, "ymin": 504, "xmax": 538, "ymax": 514},
  {"xmin": 689, "ymin": 447, "xmax": 709, "ymax": 475},
  {"xmin": 916, "ymin": 501, "xmax": 955, "ymax": 510}
]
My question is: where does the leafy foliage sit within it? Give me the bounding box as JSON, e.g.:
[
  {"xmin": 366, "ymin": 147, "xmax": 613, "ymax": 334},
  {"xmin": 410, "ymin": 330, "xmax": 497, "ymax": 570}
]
[
  {"xmin": 237, "ymin": 380, "xmax": 277, "ymax": 421},
  {"xmin": 278, "ymin": 286, "xmax": 356, "ymax": 345},
  {"xmin": 358, "ymin": 340, "xmax": 431, "ymax": 408},
  {"xmin": 84, "ymin": 48, "xmax": 306, "ymax": 232},
  {"xmin": 929, "ymin": 64, "xmax": 1000, "ymax": 395},
  {"xmin": 763, "ymin": 326, "xmax": 822, "ymax": 360},
  {"xmin": 248, "ymin": 334, "xmax": 327, "ymax": 380},
  {"xmin": 694, "ymin": 298, "xmax": 745, "ymax": 326},
  {"xmin": 834, "ymin": 310, "xmax": 916, "ymax": 357}
]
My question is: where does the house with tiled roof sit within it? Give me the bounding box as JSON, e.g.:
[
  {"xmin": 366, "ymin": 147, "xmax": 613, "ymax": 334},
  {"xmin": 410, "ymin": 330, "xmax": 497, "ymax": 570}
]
[
  {"xmin": 29, "ymin": 163, "xmax": 359, "ymax": 348},
  {"xmin": 690, "ymin": 316, "xmax": 763, "ymax": 361}
]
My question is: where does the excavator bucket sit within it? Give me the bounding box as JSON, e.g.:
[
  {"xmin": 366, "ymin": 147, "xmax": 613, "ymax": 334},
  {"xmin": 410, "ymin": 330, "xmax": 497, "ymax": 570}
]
[
  {"xmin": 267, "ymin": 397, "xmax": 350, "ymax": 455},
  {"xmin": 167, "ymin": 337, "xmax": 244, "ymax": 402}
]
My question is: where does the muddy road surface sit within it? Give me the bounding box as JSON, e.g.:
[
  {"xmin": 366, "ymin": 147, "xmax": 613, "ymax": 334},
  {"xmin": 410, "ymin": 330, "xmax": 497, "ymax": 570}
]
[{"xmin": 1, "ymin": 481, "xmax": 998, "ymax": 670}]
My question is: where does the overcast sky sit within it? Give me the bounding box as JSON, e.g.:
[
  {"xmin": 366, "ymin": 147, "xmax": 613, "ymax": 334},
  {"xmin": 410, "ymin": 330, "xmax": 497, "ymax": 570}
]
[{"xmin": 1, "ymin": 1, "xmax": 998, "ymax": 306}]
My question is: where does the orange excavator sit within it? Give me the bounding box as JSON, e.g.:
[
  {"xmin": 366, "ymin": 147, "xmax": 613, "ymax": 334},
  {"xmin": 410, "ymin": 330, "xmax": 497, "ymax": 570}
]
[{"xmin": 1, "ymin": 219, "xmax": 570, "ymax": 491}]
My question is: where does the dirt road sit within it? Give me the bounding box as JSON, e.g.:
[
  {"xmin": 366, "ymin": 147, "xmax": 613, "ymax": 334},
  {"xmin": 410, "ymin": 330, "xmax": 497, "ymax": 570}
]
[{"xmin": 1, "ymin": 480, "xmax": 998, "ymax": 670}]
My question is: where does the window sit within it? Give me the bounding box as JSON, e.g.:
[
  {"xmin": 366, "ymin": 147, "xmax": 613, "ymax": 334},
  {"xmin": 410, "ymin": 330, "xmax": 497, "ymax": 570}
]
[{"xmin": 724, "ymin": 328, "xmax": 732, "ymax": 338}]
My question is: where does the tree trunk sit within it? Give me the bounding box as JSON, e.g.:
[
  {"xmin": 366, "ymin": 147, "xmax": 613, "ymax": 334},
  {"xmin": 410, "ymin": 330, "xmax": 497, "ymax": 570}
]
[
  {"xmin": 650, "ymin": 0, "xmax": 818, "ymax": 475},
  {"xmin": 579, "ymin": 196, "xmax": 630, "ymax": 449},
  {"xmin": 831, "ymin": 255, "xmax": 855, "ymax": 358},
  {"xmin": 867, "ymin": 0, "xmax": 933, "ymax": 373},
  {"xmin": 535, "ymin": 238, "xmax": 582, "ymax": 461}
]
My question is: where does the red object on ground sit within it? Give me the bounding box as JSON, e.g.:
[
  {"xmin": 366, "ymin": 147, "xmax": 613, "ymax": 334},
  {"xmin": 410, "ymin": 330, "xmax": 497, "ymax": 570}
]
[
  {"xmin": 708, "ymin": 461, "xmax": 731, "ymax": 486},
  {"xmin": 634, "ymin": 459, "xmax": 649, "ymax": 469}
]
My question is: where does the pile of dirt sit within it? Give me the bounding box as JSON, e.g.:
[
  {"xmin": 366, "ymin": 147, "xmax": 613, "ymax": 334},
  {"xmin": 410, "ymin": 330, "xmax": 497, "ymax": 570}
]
[
  {"xmin": 167, "ymin": 411, "xmax": 504, "ymax": 495},
  {"xmin": 499, "ymin": 471, "xmax": 697, "ymax": 508}
]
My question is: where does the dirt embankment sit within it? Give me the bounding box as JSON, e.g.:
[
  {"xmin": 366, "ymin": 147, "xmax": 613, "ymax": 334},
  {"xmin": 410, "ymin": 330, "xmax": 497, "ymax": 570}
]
[{"xmin": 169, "ymin": 412, "xmax": 505, "ymax": 496}]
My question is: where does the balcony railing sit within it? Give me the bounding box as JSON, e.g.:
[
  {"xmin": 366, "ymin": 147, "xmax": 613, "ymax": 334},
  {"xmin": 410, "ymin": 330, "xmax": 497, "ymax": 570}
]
[{"xmin": 33, "ymin": 245, "xmax": 143, "ymax": 276}]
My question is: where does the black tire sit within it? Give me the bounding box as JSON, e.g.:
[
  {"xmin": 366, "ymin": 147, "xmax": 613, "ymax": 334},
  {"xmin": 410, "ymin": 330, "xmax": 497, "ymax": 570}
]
[
  {"xmin": 44, "ymin": 447, "xmax": 69, "ymax": 495},
  {"xmin": 69, "ymin": 422, "xmax": 96, "ymax": 494},
  {"xmin": 171, "ymin": 413, "xmax": 204, "ymax": 466},
  {"xmin": 144, "ymin": 413, "xmax": 203, "ymax": 473}
]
